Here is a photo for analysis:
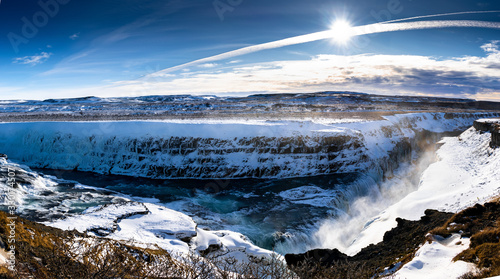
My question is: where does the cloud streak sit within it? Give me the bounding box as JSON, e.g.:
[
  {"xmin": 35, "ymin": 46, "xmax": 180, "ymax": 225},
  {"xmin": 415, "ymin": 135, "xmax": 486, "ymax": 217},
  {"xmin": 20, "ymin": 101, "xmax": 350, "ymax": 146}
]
[
  {"xmin": 10, "ymin": 41, "xmax": 500, "ymax": 101},
  {"xmin": 13, "ymin": 52, "xmax": 52, "ymax": 66},
  {"xmin": 101, "ymin": 41, "xmax": 500, "ymax": 101},
  {"xmin": 153, "ymin": 19, "xmax": 500, "ymax": 76},
  {"xmin": 383, "ymin": 10, "xmax": 500, "ymax": 23}
]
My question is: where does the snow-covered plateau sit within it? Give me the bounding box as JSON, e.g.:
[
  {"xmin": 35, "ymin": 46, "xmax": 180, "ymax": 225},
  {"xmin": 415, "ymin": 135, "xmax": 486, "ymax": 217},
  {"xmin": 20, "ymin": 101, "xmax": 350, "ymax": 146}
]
[{"xmin": 0, "ymin": 112, "xmax": 498, "ymax": 180}]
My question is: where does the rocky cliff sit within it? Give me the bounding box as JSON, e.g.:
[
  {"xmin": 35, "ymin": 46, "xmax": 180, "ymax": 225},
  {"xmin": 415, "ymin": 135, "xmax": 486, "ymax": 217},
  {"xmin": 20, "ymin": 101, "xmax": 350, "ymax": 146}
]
[
  {"xmin": 473, "ymin": 118, "xmax": 500, "ymax": 147},
  {"xmin": 0, "ymin": 112, "xmax": 498, "ymax": 179}
]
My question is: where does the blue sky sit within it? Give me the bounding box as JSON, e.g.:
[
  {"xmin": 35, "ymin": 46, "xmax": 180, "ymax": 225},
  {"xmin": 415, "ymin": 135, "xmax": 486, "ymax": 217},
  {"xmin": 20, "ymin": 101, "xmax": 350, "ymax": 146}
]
[{"xmin": 1, "ymin": 0, "xmax": 500, "ymax": 100}]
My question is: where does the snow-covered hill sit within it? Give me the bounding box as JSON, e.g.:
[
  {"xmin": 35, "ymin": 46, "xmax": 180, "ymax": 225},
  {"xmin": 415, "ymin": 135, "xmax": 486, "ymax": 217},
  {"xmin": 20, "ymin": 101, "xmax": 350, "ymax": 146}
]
[{"xmin": 1, "ymin": 92, "xmax": 496, "ymax": 122}]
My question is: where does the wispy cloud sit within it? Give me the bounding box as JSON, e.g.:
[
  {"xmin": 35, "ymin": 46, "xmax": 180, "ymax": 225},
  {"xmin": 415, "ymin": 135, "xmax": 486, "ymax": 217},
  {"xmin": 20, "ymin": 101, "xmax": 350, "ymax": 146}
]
[
  {"xmin": 103, "ymin": 41, "xmax": 500, "ymax": 101},
  {"xmin": 13, "ymin": 52, "xmax": 52, "ymax": 66},
  {"xmin": 152, "ymin": 19, "xmax": 500, "ymax": 75},
  {"xmin": 198, "ymin": 63, "xmax": 218, "ymax": 68},
  {"xmin": 480, "ymin": 40, "xmax": 500, "ymax": 53},
  {"xmin": 69, "ymin": 32, "xmax": 80, "ymax": 40}
]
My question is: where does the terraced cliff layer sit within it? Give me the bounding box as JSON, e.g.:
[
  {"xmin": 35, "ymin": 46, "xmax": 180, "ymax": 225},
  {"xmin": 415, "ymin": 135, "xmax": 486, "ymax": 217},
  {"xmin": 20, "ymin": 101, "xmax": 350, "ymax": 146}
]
[{"xmin": 0, "ymin": 112, "xmax": 498, "ymax": 179}]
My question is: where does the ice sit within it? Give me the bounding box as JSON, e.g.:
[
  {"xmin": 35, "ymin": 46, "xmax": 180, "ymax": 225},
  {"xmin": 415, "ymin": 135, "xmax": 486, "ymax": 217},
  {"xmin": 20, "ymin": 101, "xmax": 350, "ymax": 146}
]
[
  {"xmin": 0, "ymin": 157, "xmax": 277, "ymax": 263},
  {"xmin": 278, "ymin": 185, "xmax": 335, "ymax": 207}
]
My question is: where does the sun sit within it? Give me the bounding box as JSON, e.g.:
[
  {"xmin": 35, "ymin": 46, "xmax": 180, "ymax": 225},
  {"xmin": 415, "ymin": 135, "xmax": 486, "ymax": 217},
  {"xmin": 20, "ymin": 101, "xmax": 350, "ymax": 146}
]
[{"xmin": 330, "ymin": 19, "xmax": 354, "ymax": 44}]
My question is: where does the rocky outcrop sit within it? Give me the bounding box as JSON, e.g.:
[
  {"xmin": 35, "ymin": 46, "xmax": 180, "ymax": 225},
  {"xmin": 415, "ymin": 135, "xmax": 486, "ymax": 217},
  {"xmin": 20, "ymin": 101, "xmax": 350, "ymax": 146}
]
[
  {"xmin": 285, "ymin": 209, "xmax": 454, "ymax": 275},
  {"xmin": 493, "ymin": 123, "xmax": 500, "ymax": 147},
  {"xmin": 285, "ymin": 201, "xmax": 500, "ymax": 278},
  {"xmin": 473, "ymin": 118, "xmax": 500, "ymax": 147},
  {"xmin": 473, "ymin": 118, "xmax": 500, "ymax": 132}
]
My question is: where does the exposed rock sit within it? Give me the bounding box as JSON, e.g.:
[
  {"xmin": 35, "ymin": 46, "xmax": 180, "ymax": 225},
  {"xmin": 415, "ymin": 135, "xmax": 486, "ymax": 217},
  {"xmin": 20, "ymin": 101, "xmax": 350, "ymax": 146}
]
[
  {"xmin": 198, "ymin": 243, "xmax": 223, "ymax": 257},
  {"xmin": 285, "ymin": 209, "xmax": 453, "ymax": 275},
  {"xmin": 492, "ymin": 123, "xmax": 500, "ymax": 147},
  {"xmin": 473, "ymin": 118, "xmax": 500, "ymax": 132},
  {"xmin": 285, "ymin": 248, "xmax": 348, "ymax": 267},
  {"xmin": 473, "ymin": 118, "xmax": 500, "ymax": 147}
]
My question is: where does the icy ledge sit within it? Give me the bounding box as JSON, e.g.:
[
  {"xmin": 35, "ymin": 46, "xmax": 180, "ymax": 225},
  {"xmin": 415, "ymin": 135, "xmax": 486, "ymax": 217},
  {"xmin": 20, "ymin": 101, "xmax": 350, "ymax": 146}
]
[
  {"xmin": 0, "ymin": 158, "xmax": 276, "ymax": 265},
  {"xmin": 46, "ymin": 201, "xmax": 277, "ymax": 264}
]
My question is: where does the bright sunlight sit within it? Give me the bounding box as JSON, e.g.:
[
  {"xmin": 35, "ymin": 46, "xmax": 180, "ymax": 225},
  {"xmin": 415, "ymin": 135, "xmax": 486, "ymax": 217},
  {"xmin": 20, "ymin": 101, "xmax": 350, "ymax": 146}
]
[{"xmin": 330, "ymin": 19, "xmax": 354, "ymax": 44}]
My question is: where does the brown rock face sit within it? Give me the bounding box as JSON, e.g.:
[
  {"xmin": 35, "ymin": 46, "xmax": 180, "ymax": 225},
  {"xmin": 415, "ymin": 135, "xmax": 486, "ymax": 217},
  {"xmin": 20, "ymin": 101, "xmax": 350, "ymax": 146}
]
[
  {"xmin": 492, "ymin": 124, "xmax": 500, "ymax": 147},
  {"xmin": 473, "ymin": 119, "xmax": 499, "ymax": 132},
  {"xmin": 473, "ymin": 119, "xmax": 500, "ymax": 148}
]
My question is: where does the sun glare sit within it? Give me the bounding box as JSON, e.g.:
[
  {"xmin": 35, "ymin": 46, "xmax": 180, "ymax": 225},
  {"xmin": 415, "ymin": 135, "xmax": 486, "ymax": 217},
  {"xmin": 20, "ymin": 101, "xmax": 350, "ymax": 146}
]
[{"xmin": 330, "ymin": 19, "xmax": 353, "ymax": 44}]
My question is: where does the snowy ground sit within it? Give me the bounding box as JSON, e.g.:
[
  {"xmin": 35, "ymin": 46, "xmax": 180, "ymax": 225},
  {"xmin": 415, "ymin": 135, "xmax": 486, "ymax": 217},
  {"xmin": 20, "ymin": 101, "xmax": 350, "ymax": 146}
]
[
  {"xmin": 340, "ymin": 126, "xmax": 500, "ymax": 277},
  {"xmin": 394, "ymin": 234, "xmax": 475, "ymax": 279},
  {"xmin": 348, "ymin": 127, "xmax": 500, "ymax": 255}
]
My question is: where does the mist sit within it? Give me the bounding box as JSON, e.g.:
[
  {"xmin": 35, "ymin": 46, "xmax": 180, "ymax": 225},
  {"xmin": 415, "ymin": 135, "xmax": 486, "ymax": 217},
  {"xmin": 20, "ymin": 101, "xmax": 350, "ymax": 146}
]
[{"xmin": 275, "ymin": 142, "xmax": 440, "ymax": 256}]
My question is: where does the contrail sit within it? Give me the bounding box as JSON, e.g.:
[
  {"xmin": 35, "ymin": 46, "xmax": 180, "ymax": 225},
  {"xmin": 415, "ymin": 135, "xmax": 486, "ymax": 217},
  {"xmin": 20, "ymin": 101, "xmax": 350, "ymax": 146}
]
[
  {"xmin": 382, "ymin": 10, "xmax": 500, "ymax": 24},
  {"xmin": 152, "ymin": 19, "xmax": 500, "ymax": 76}
]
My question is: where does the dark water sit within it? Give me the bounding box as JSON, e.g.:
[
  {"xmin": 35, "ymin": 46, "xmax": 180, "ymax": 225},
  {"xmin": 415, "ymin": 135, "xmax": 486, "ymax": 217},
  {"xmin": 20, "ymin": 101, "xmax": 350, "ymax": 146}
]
[{"xmin": 33, "ymin": 168, "xmax": 364, "ymax": 250}]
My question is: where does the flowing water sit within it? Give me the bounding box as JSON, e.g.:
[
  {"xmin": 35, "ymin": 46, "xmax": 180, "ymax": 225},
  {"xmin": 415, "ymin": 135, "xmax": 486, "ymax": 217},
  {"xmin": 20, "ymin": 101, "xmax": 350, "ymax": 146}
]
[{"xmin": 20, "ymin": 168, "xmax": 368, "ymax": 252}]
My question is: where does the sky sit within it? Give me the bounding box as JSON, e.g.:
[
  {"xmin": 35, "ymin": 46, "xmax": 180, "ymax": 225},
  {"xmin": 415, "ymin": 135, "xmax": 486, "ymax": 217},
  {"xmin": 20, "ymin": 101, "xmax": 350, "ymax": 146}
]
[{"xmin": 0, "ymin": 0, "xmax": 500, "ymax": 101}]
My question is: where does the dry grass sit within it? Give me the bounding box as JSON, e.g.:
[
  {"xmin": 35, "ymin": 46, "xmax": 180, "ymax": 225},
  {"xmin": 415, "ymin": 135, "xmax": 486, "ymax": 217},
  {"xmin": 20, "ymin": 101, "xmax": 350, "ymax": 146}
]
[
  {"xmin": 1, "ymin": 199, "xmax": 499, "ymax": 278},
  {"xmin": 0, "ymin": 209, "xmax": 393, "ymax": 279},
  {"xmin": 454, "ymin": 225, "xmax": 500, "ymax": 278},
  {"xmin": 429, "ymin": 201, "xmax": 500, "ymax": 279}
]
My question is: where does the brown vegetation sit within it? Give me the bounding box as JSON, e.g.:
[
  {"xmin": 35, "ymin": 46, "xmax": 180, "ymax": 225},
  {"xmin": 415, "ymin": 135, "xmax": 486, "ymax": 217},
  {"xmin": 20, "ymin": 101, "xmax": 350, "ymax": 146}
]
[
  {"xmin": 430, "ymin": 201, "xmax": 500, "ymax": 278},
  {"xmin": 1, "ymin": 200, "xmax": 500, "ymax": 278}
]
